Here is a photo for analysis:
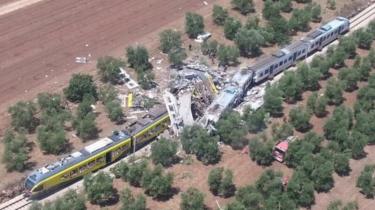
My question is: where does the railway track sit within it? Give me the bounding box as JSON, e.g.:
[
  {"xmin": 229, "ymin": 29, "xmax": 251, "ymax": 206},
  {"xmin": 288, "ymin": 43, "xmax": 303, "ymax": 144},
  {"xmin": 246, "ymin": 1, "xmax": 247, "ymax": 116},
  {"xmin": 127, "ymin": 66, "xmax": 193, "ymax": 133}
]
[
  {"xmin": 0, "ymin": 195, "xmax": 30, "ymax": 210},
  {"xmin": 349, "ymin": 2, "xmax": 375, "ymax": 28}
]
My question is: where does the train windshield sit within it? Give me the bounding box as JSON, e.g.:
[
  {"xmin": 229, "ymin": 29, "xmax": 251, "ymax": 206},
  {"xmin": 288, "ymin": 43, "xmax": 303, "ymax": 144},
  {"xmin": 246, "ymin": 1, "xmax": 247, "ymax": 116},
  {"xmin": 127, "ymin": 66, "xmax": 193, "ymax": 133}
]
[{"xmin": 25, "ymin": 177, "xmax": 36, "ymax": 190}]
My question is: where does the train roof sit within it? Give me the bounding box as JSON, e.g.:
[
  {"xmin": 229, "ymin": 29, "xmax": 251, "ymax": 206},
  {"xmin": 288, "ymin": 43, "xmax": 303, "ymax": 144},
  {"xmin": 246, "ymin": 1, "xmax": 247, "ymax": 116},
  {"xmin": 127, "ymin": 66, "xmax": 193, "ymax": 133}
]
[
  {"xmin": 249, "ymin": 56, "xmax": 276, "ymax": 70},
  {"xmin": 303, "ymin": 17, "xmax": 348, "ymax": 41},
  {"xmin": 206, "ymin": 86, "xmax": 240, "ymax": 116},
  {"xmin": 27, "ymin": 106, "xmax": 167, "ymax": 184},
  {"xmin": 249, "ymin": 49, "xmax": 290, "ymax": 71},
  {"xmin": 231, "ymin": 68, "xmax": 253, "ymax": 88},
  {"xmin": 283, "ymin": 40, "xmax": 308, "ymax": 51}
]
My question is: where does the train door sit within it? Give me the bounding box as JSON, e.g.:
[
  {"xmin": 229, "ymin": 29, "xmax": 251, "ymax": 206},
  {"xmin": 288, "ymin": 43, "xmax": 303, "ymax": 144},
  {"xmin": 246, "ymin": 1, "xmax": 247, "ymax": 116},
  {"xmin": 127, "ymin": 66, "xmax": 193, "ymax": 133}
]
[
  {"xmin": 270, "ymin": 65, "xmax": 274, "ymax": 75},
  {"xmin": 293, "ymin": 52, "xmax": 297, "ymax": 61},
  {"xmin": 105, "ymin": 151, "xmax": 112, "ymax": 164}
]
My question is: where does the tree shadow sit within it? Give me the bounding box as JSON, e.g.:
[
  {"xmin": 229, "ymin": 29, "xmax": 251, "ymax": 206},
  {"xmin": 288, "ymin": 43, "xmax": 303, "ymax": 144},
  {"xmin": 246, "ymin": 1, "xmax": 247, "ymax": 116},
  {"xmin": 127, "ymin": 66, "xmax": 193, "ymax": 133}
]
[
  {"xmin": 153, "ymin": 187, "xmax": 180, "ymax": 202},
  {"xmin": 96, "ymin": 189, "xmax": 120, "ymax": 207}
]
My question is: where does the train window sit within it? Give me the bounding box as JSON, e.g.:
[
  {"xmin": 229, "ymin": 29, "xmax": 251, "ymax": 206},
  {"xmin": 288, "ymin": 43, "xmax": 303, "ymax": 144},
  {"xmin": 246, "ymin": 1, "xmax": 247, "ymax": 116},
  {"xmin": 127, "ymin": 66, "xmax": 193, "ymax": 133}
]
[
  {"xmin": 71, "ymin": 169, "xmax": 78, "ymax": 176},
  {"xmin": 284, "ymin": 60, "xmax": 287, "ymax": 64},
  {"xmin": 34, "ymin": 185, "xmax": 44, "ymax": 192},
  {"xmin": 279, "ymin": 61, "xmax": 282, "ymax": 66},
  {"xmin": 302, "ymin": 49, "xmax": 305, "ymax": 53},
  {"xmin": 260, "ymin": 72, "xmax": 263, "ymax": 77},
  {"xmin": 88, "ymin": 160, "xmax": 96, "ymax": 167},
  {"xmin": 62, "ymin": 173, "xmax": 69, "ymax": 179},
  {"xmin": 289, "ymin": 56, "xmax": 292, "ymax": 61},
  {"xmin": 265, "ymin": 69, "xmax": 269, "ymax": 74}
]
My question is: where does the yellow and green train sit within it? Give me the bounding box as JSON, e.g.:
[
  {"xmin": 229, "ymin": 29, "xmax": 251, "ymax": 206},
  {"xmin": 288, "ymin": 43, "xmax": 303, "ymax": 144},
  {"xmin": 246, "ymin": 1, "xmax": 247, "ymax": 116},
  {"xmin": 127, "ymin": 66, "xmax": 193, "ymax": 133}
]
[{"xmin": 25, "ymin": 106, "xmax": 170, "ymax": 194}]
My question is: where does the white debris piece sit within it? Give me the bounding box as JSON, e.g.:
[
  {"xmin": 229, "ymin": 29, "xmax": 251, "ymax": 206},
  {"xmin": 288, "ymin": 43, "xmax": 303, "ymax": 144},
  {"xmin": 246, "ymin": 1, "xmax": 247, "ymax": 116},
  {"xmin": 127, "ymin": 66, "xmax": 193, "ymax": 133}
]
[
  {"xmin": 203, "ymin": 1, "xmax": 208, "ymax": 5},
  {"xmin": 75, "ymin": 57, "xmax": 87, "ymax": 64}
]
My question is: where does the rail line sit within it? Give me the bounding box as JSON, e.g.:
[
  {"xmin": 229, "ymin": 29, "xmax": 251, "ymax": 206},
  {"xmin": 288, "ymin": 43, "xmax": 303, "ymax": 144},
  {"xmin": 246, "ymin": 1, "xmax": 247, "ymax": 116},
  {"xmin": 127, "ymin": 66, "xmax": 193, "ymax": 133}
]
[
  {"xmin": 0, "ymin": 195, "xmax": 30, "ymax": 210},
  {"xmin": 0, "ymin": 2, "xmax": 374, "ymax": 210},
  {"xmin": 349, "ymin": 3, "xmax": 375, "ymax": 28}
]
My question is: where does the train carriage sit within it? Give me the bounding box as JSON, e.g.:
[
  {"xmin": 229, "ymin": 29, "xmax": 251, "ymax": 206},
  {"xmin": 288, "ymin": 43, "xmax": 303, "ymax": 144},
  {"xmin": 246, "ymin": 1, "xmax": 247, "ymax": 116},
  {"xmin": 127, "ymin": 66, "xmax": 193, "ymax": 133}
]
[
  {"xmin": 303, "ymin": 17, "xmax": 350, "ymax": 53},
  {"xmin": 25, "ymin": 106, "xmax": 169, "ymax": 194}
]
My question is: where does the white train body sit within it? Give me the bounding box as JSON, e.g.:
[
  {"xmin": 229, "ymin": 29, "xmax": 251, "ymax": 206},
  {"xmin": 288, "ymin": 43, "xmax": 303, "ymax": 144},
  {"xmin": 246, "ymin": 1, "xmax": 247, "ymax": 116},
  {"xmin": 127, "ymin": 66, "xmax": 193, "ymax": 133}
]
[{"xmin": 200, "ymin": 17, "xmax": 350, "ymax": 128}]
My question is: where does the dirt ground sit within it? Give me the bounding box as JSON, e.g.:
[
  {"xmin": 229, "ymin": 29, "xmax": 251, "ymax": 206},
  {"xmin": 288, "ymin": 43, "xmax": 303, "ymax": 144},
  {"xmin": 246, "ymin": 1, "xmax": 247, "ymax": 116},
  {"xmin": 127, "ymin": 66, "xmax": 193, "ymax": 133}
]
[{"xmin": 0, "ymin": 0, "xmax": 219, "ymax": 190}]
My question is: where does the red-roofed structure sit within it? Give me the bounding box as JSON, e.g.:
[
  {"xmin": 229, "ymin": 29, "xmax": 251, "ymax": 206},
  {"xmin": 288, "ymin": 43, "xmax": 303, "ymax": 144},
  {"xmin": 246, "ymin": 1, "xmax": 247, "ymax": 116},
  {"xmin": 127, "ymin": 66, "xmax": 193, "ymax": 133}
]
[{"xmin": 273, "ymin": 140, "xmax": 289, "ymax": 162}]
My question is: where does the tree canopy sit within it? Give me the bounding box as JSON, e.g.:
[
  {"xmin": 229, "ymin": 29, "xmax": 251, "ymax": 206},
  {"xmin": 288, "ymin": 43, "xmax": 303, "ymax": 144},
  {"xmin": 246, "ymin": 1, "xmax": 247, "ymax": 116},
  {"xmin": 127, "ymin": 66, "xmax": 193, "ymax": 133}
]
[
  {"xmin": 121, "ymin": 188, "xmax": 146, "ymax": 210},
  {"xmin": 2, "ymin": 130, "xmax": 28, "ymax": 172},
  {"xmin": 263, "ymin": 84, "xmax": 283, "ymax": 117},
  {"xmin": 96, "ymin": 56, "xmax": 125, "ymax": 84},
  {"xmin": 31, "ymin": 190, "xmax": 86, "ymax": 210},
  {"xmin": 224, "ymin": 17, "xmax": 242, "ymax": 40},
  {"xmin": 356, "ymin": 165, "xmax": 375, "ymax": 198},
  {"xmin": 151, "ymin": 138, "xmax": 178, "ymax": 167},
  {"xmin": 289, "ymin": 106, "xmax": 311, "ymax": 132},
  {"xmin": 278, "ymin": 71, "xmax": 303, "ymax": 103},
  {"xmin": 217, "ymin": 44, "xmax": 240, "ymax": 66},
  {"xmin": 181, "ymin": 125, "xmax": 221, "ymax": 164},
  {"xmin": 231, "ymin": 0, "xmax": 255, "ymax": 15},
  {"xmin": 212, "ymin": 5, "xmax": 228, "ymax": 25},
  {"xmin": 248, "ymin": 136, "xmax": 274, "ymax": 166},
  {"xmin": 126, "ymin": 46, "xmax": 151, "ymax": 73},
  {"xmin": 325, "ymin": 78, "xmax": 344, "ymax": 105},
  {"xmin": 234, "ymin": 28, "xmax": 265, "ymax": 57},
  {"xmin": 208, "ymin": 167, "xmax": 235, "ymax": 197},
  {"xmin": 84, "ymin": 172, "xmax": 117, "ymax": 205},
  {"xmin": 159, "ymin": 29, "xmax": 182, "ymax": 53},
  {"xmin": 180, "ymin": 188, "xmax": 205, "ymax": 210},
  {"xmin": 216, "ymin": 111, "xmax": 247, "ymax": 149},
  {"xmin": 8, "ymin": 101, "xmax": 37, "ymax": 133},
  {"xmin": 64, "ymin": 74, "xmax": 97, "ymax": 103},
  {"xmin": 243, "ymin": 107, "xmax": 266, "ymax": 133},
  {"xmin": 185, "ymin": 12, "xmax": 205, "ymax": 38}
]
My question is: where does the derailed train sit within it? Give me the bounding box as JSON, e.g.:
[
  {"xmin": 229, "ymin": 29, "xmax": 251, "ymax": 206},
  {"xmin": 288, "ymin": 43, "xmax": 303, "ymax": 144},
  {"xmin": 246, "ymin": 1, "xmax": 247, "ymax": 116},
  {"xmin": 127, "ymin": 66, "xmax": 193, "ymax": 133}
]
[
  {"xmin": 25, "ymin": 106, "xmax": 170, "ymax": 194},
  {"xmin": 200, "ymin": 17, "xmax": 350, "ymax": 127},
  {"xmin": 24, "ymin": 16, "xmax": 350, "ymax": 195}
]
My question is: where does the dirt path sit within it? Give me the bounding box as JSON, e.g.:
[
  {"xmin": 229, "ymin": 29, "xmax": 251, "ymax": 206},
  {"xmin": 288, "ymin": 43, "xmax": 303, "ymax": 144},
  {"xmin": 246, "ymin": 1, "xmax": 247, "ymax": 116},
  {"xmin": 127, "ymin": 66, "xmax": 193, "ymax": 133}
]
[{"xmin": 0, "ymin": 0, "xmax": 46, "ymax": 16}]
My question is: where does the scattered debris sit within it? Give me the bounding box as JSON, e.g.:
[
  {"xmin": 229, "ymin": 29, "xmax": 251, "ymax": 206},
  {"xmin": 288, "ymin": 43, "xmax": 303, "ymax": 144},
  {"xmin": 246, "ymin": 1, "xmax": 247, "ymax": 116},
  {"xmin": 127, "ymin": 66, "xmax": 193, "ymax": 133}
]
[
  {"xmin": 194, "ymin": 32, "xmax": 212, "ymax": 43},
  {"xmin": 119, "ymin": 67, "xmax": 139, "ymax": 89},
  {"xmin": 75, "ymin": 57, "xmax": 88, "ymax": 64}
]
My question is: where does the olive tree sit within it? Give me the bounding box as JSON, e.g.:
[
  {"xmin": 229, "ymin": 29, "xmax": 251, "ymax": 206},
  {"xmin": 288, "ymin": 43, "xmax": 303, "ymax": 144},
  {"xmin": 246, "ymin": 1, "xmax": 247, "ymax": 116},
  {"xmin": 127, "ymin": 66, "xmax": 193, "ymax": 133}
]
[
  {"xmin": 8, "ymin": 101, "xmax": 37, "ymax": 133},
  {"xmin": 216, "ymin": 111, "xmax": 247, "ymax": 149},
  {"xmin": 217, "ymin": 44, "xmax": 240, "ymax": 66},
  {"xmin": 263, "ymin": 84, "xmax": 283, "ymax": 117},
  {"xmin": 97, "ymin": 56, "xmax": 125, "ymax": 84},
  {"xmin": 151, "ymin": 138, "xmax": 177, "ymax": 167},
  {"xmin": 180, "ymin": 188, "xmax": 205, "ymax": 210},
  {"xmin": 185, "ymin": 12, "xmax": 204, "ymax": 39},
  {"xmin": 224, "ymin": 17, "xmax": 242, "ymax": 40},
  {"xmin": 121, "ymin": 188, "xmax": 146, "ymax": 210},
  {"xmin": 159, "ymin": 29, "xmax": 182, "ymax": 53},
  {"xmin": 212, "ymin": 5, "xmax": 228, "ymax": 25},
  {"xmin": 126, "ymin": 46, "xmax": 151, "ymax": 72},
  {"xmin": 231, "ymin": 0, "xmax": 255, "ymax": 15},
  {"xmin": 234, "ymin": 28, "xmax": 265, "ymax": 57},
  {"xmin": 289, "ymin": 106, "xmax": 311, "ymax": 132},
  {"xmin": 248, "ymin": 136, "xmax": 274, "ymax": 166},
  {"xmin": 2, "ymin": 130, "xmax": 28, "ymax": 172},
  {"xmin": 243, "ymin": 107, "xmax": 266, "ymax": 133},
  {"xmin": 356, "ymin": 165, "xmax": 375, "ymax": 198},
  {"xmin": 325, "ymin": 78, "xmax": 344, "ymax": 105},
  {"xmin": 64, "ymin": 74, "xmax": 97, "ymax": 103},
  {"xmin": 84, "ymin": 172, "xmax": 117, "ymax": 205}
]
